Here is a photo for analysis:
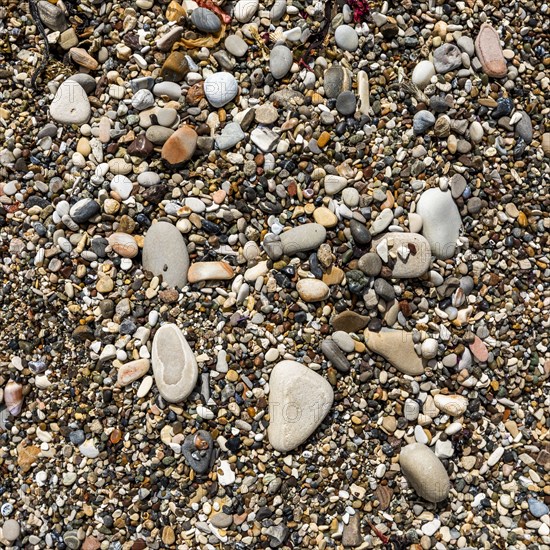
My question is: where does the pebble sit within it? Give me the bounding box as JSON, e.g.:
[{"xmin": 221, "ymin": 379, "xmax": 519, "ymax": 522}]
[
  {"xmin": 142, "ymin": 221, "xmax": 190, "ymax": 287},
  {"xmin": 152, "ymin": 324, "xmax": 198, "ymax": 403},
  {"xmin": 364, "ymin": 328, "xmax": 424, "ymax": 376},
  {"xmin": 280, "ymin": 224, "xmax": 326, "ymax": 255},
  {"xmin": 399, "ymin": 443, "xmax": 451, "ymax": 503},
  {"xmin": 50, "ymin": 79, "xmax": 91, "ymax": 125},
  {"xmin": 268, "ymin": 360, "xmax": 334, "ymax": 452},
  {"xmin": 270, "ymin": 45, "xmax": 293, "ymax": 79},
  {"xmin": 417, "ymin": 188, "xmax": 461, "ymax": 260},
  {"xmin": 117, "ymin": 359, "xmax": 150, "ymax": 386},
  {"xmin": 475, "ymin": 23, "xmax": 507, "ymax": 78},
  {"xmin": 334, "ymin": 25, "xmax": 359, "ymax": 51},
  {"xmin": 412, "ymin": 60, "xmax": 436, "ymax": 89},
  {"xmin": 224, "ymin": 35, "xmax": 248, "ymax": 57},
  {"xmin": 234, "ymin": 0, "xmax": 258, "ymax": 22},
  {"xmin": 2, "ymin": 519, "xmax": 20, "ymax": 541},
  {"xmin": 296, "ymin": 279, "xmax": 330, "ymax": 302},
  {"xmin": 204, "ymin": 72, "xmax": 239, "ymax": 107},
  {"xmin": 187, "ymin": 261, "xmax": 234, "ymax": 283},
  {"xmin": 191, "ymin": 8, "xmax": 221, "ymax": 33},
  {"xmin": 433, "ymin": 44, "xmax": 463, "ymax": 73},
  {"xmin": 371, "ymin": 233, "xmax": 431, "ymax": 278},
  {"xmin": 434, "ymin": 394, "xmax": 468, "ymax": 416},
  {"xmin": 161, "ymin": 125, "xmax": 198, "ymax": 166}
]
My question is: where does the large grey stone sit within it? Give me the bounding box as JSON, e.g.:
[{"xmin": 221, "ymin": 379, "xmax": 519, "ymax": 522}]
[
  {"xmin": 142, "ymin": 221, "xmax": 189, "ymax": 287},
  {"xmin": 371, "ymin": 233, "xmax": 432, "ymax": 278},
  {"xmin": 280, "ymin": 224, "xmax": 327, "ymax": 255},
  {"xmin": 399, "ymin": 443, "xmax": 451, "ymax": 503},
  {"xmin": 152, "ymin": 324, "xmax": 198, "ymax": 403},
  {"xmin": 268, "ymin": 360, "xmax": 333, "ymax": 452}
]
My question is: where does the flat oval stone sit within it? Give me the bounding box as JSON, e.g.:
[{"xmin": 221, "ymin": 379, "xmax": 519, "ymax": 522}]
[
  {"xmin": 161, "ymin": 125, "xmax": 197, "ymax": 166},
  {"xmin": 187, "ymin": 261, "xmax": 234, "ymax": 283},
  {"xmin": 117, "ymin": 358, "xmax": 150, "ymax": 386},
  {"xmin": 399, "ymin": 443, "xmax": 451, "ymax": 503},
  {"xmin": 108, "ymin": 232, "xmax": 139, "ymax": 258},
  {"xmin": 270, "ymin": 45, "xmax": 293, "ymax": 79},
  {"xmin": 280, "ymin": 224, "xmax": 327, "ymax": 255},
  {"xmin": 417, "ymin": 188, "xmax": 461, "ymax": 260},
  {"xmin": 370, "ymin": 233, "xmax": 431, "ymax": 278},
  {"xmin": 204, "ymin": 72, "xmax": 238, "ymax": 107},
  {"xmin": 334, "ymin": 25, "xmax": 358, "ymax": 51},
  {"xmin": 475, "ymin": 23, "xmax": 507, "ymax": 78},
  {"xmin": 234, "ymin": 0, "xmax": 258, "ymax": 22},
  {"xmin": 50, "ymin": 79, "xmax": 91, "ymax": 125},
  {"xmin": 412, "ymin": 60, "xmax": 435, "ymax": 89},
  {"xmin": 268, "ymin": 360, "xmax": 334, "ymax": 452},
  {"xmin": 142, "ymin": 221, "xmax": 189, "ymax": 287},
  {"xmin": 152, "ymin": 323, "xmax": 198, "ymax": 403},
  {"xmin": 191, "ymin": 7, "xmax": 221, "ymax": 33}
]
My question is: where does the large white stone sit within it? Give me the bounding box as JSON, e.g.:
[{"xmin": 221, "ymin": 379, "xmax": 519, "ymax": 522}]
[
  {"xmin": 142, "ymin": 221, "xmax": 189, "ymax": 287},
  {"xmin": 152, "ymin": 324, "xmax": 198, "ymax": 403},
  {"xmin": 268, "ymin": 360, "xmax": 333, "ymax": 452},
  {"xmin": 416, "ymin": 188, "xmax": 461, "ymax": 260},
  {"xmin": 204, "ymin": 72, "xmax": 238, "ymax": 108},
  {"xmin": 49, "ymin": 78, "xmax": 91, "ymax": 125},
  {"xmin": 364, "ymin": 328, "xmax": 425, "ymax": 376},
  {"xmin": 399, "ymin": 443, "xmax": 451, "ymax": 503},
  {"xmin": 371, "ymin": 233, "xmax": 431, "ymax": 278},
  {"xmin": 412, "ymin": 60, "xmax": 436, "ymax": 89}
]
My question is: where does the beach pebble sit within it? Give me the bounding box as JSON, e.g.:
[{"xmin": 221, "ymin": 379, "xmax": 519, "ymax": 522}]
[
  {"xmin": 204, "ymin": 72, "xmax": 238, "ymax": 107},
  {"xmin": 50, "ymin": 79, "xmax": 91, "ymax": 125},
  {"xmin": 334, "ymin": 25, "xmax": 359, "ymax": 51}
]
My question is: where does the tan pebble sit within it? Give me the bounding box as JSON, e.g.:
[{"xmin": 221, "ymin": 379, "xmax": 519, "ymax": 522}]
[
  {"xmin": 117, "ymin": 359, "xmax": 150, "ymax": 386},
  {"xmin": 317, "ymin": 131, "xmax": 331, "ymax": 148},
  {"xmin": 162, "ymin": 526, "xmax": 176, "ymax": 545},
  {"xmin": 296, "ymin": 278, "xmax": 330, "ymax": 302},
  {"xmin": 77, "ymin": 137, "xmax": 91, "ymax": 156},
  {"xmin": 96, "ymin": 275, "xmax": 114, "ymax": 293},
  {"xmin": 226, "ymin": 370, "xmax": 239, "ymax": 382},
  {"xmin": 108, "ymin": 232, "xmax": 138, "ymax": 258},
  {"xmin": 313, "ymin": 206, "xmax": 338, "ymax": 228},
  {"xmin": 322, "ymin": 266, "xmax": 344, "ymax": 286}
]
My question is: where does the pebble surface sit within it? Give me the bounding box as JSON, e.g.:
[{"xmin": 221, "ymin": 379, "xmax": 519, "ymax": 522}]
[{"xmin": 1, "ymin": 0, "xmax": 549, "ymax": 548}]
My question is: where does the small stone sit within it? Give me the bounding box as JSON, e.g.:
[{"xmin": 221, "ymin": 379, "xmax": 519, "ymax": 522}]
[
  {"xmin": 152, "ymin": 324, "xmax": 198, "ymax": 403},
  {"xmin": 332, "ymin": 311, "xmax": 369, "ymax": 332},
  {"xmin": 161, "ymin": 125, "xmax": 198, "ymax": 166},
  {"xmin": 191, "ymin": 8, "xmax": 221, "ymax": 33},
  {"xmin": 434, "ymin": 394, "xmax": 468, "ymax": 416},
  {"xmin": 108, "ymin": 232, "xmax": 138, "ymax": 258},
  {"xmin": 224, "ymin": 35, "xmax": 248, "ymax": 57},
  {"xmin": 182, "ymin": 430, "xmax": 213, "ymax": 474},
  {"xmin": 417, "ymin": 188, "xmax": 461, "ymax": 259},
  {"xmin": 412, "ymin": 60, "xmax": 436, "ymax": 89},
  {"xmin": 187, "ymin": 261, "xmax": 234, "ymax": 283},
  {"xmin": 70, "ymin": 198, "xmax": 99, "ymax": 223},
  {"xmin": 162, "ymin": 526, "xmax": 176, "ymax": 546},
  {"xmin": 250, "ymin": 127, "xmax": 279, "ymax": 152},
  {"xmin": 160, "ymin": 51, "xmax": 189, "ymax": 82},
  {"xmin": 358, "ymin": 253, "xmax": 382, "ymax": 276},
  {"xmin": 433, "ymin": 44, "xmax": 462, "ymax": 73},
  {"xmin": 413, "ymin": 110, "xmax": 436, "ymax": 134},
  {"xmin": 364, "ymin": 328, "xmax": 424, "ymax": 376},
  {"xmin": 324, "ymin": 175, "xmax": 348, "ymax": 195},
  {"xmin": 131, "ymin": 89, "xmax": 155, "ymax": 111},
  {"xmin": 117, "ymin": 359, "xmax": 150, "ymax": 386},
  {"xmin": 342, "ymin": 514, "xmax": 362, "ymax": 547},
  {"xmin": 204, "ymin": 72, "xmax": 239, "ymax": 107},
  {"xmin": 2, "ymin": 519, "xmax": 20, "ymax": 541},
  {"xmin": 321, "ymin": 339, "xmax": 350, "ymax": 372},
  {"xmin": 268, "ymin": 360, "xmax": 334, "ymax": 452},
  {"xmin": 280, "ymin": 224, "xmax": 326, "ymax": 255},
  {"xmin": 420, "ymin": 338, "xmax": 438, "ymax": 359},
  {"xmin": 143, "ymin": 221, "xmax": 190, "ymax": 287},
  {"xmin": 324, "ymin": 66, "xmax": 352, "ymax": 98},
  {"xmin": 296, "ymin": 279, "xmax": 330, "ymax": 302},
  {"xmin": 331, "ymin": 331, "xmax": 355, "ymax": 353},
  {"xmin": 371, "ymin": 233, "xmax": 431, "ymax": 278},
  {"xmin": 335, "ymin": 25, "xmax": 359, "ymax": 51},
  {"xmin": 313, "ymin": 206, "xmax": 338, "ymax": 228},
  {"xmin": 234, "ymin": 0, "xmax": 258, "ymax": 22},
  {"xmin": 335, "ymin": 91, "xmax": 356, "ymax": 115},
  {"xmin": 50, "ymin": 79, "xmax": 91, "ymax": 125},
  {"xmin": 475, "ymin": 23, "xmax": 507, "ymax": 78},
  {"xmin": 270, "ymin": 45, "xmax": 293, "ymax": 79},
  {"xmin": 350, "ymin": 220, "xmax": 371, "ymax": 244},
  {"xmin": 399, "ymin": 443, "xmax": 451, "ymax": 503},
  {"xmin": 528, "ymin": 498, "xmax": 549, "ymax": 519}
]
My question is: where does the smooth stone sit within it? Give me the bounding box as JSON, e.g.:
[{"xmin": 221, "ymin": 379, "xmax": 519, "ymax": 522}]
[
  {"xmin": 528, "ymin": 498, "xmax": 550, "ymax": 519},
  {"xmin": 413, "ymin": 110, "xmax": 436, "ymax": 134},
  {"xmin": 204, "ymin": 72, "xmax": 238, "ymax": 107},
  {"xmin": 469, "ymin": 335, "xmax": 489, "ymax": 361},
  {"xmin": 191, "ymin": 8, "xmax": 221, "ymax": 33},
  {"xmin": 358, "ymin": 252, "xmax": 382, "ymax": 276},
  {"xmin": 449, "ymin": 174, "xmax": 467, "ymax": 198},
  {"xmin": 270, "ymin": 45, "xmax": 293, "ymax": 79},
  {"xmin": 324, "ymin": 66, "xmax": 352, "ymax": 99},
  {"xmin": 210, "ymin": 513, "xmax": 233, "ymax": 529},
  {"xmin": 313, "ymin": 206, "xmax": 338, "ymax": 228},
  {"xmin": 515, "ymin": 111, "xmax": 533, "ymax": 144},
  {"xmin": 324, "ymin": 175, "xmax": 348, "ymax": 195},
  {"xmin": 131, "ymin": 89, "xmax": 155, "ymax": 111},
  {"xmin": 182, "ymin": 430, "xmax": 213, "ymax": 474},
  {"xmin": 332, "ymin": 331, "xmax": 355, "ymax": 353},
  {"xmin": 255, "ymin": 103, "xmax": 279, "ymax": 125},
  {"xmin": 370, "ymin": 233, "xmax": 431, "ymax": 278},
  {"xmin": 417, "ymin": 188, "xmax": 461, "ymax": 260},
  {"xmin": 412, "ymin": 60, "xmax": 436, "ymax": 89},
  {"xmin": 268, "ymin": 360, "xmax": 334, "ymax": 452},
  {"xmin": 408, "ymin": 212, "xmax": 423, "ymax": 233},
  {"xmin": 70, "ymin": 198, "xmax": 99, "ymax": 223},
  {"xmin": 373, "ymin": 278, "xmax": 395, "ymax": 301},
  {"xmin": 335, "ymin": 91, "xmax": 356, "ymax": 115},
  {"xmin": 224, "ymin": 35, "xmax": 248, "ymax": 57},
  {"xmin": 187, "ymin": 261, "xmax": 234, "ymax": 283},
  {"xmin": 399, "ymin": 443, "xmax": 450, "ymax": 503},
  {"xmin": 215, "ymin": 122, "xmax": 245, "ymax": 150},
  {"xmin": 234, "ymin": 0, "xmax": 258, "ymax": 22},
  {"xmin": 110, "ymin": 174, "xmax": 133, "ymax": 200},
  {"xmin": 371, "ymin": 208, "xmax": 393, "ymax": 235},
  {"xmin": 37, "ymin": 0, "xmax": 68, "ymax": 31},
  {"xmin": 364, "ymin": 328, "xmax": 425, "ymax": 376},
  {"xmin": 421, "ymin": 338, "xmax": 438, "ymax": 359},
  {"xmin": 350, "ymin": 220, "xmax": 371, "ymax": 244},
  {"xmin": 269, "ymin": 0, "xmax": 286, "ymax": 21},
  {"xmin": 146, "ymin": 126, "xmax": 174, "ymax": 145},
  {"xmin": 117, "ymin": 359, "xmax": 150, "ymax": 386},
  {"xmin": 342, "ymin": 514, "xmax": 362, "ymax": 547},
  {"xmin": 342, "ymin": 187, "xmax": 359, "ymax": 208},
  {"xmin": 152, "ymin": 323, "xmax": 198, "ymax": 402},
  {"xmin": 2, "ymin": 519, "xmax": 20, "ymax": 541},
  {"xmin": 143, "ymin": 221, "xmax": 189, "ymax": 287},
  {"xmin": 457, "ymin": 36, "xmax": 475, "ymax": 57},
  {"xmin": 334, "ymin": 25, "xmax": 359, "ymax": 51},
  {"xmin": 161, "ymin": 125, "xmax": 198, "ymax": 166},
  {"xmin": 433, "ymin": 44, "xmax": 462, "ymax": 73},
  {"xmin": 434, "ymin": 394, "xmax": 468, "ymax": 416},
  {"xmin": 156, "ymin": 107, "xmax": 178, "ymax": 127},
  {"xmin": 332, "ymin": 311, "xmax": 369, "ymax": 332},
  {"xmin": 280, "ymin": 224, "xmax": 327, "ymax": 255},
  {"xmin": 68, "ymin": 73, "xmax": 96, "ymax": 95},
  {"xmin": 50, "ymin": 79, "xmax": 91, "ymax": 125},
  {"xmin": 475, "ymin": 23, "xmax": 507, "ymax": 78},
  {"xmin": 153, "ymin": 81, "xmax": 182, "ymax": 100},
  {"xmin": 160, "ymin": 51, "xmax": 189, "ymax": 82},
  {"xmin": 107, "ymin": 232, "xmax": 138, "ymax": 258},
  {"xmin": 296, "ymin": 279, "xmax": 330, "ymax": 302},
  {"xmin": 321, "ymin": 338, "xmax": 350, "ymax": 372}
]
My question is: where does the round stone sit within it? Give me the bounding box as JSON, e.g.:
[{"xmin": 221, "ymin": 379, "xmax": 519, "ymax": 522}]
[
  {"xmin": 2, "ymin": 519, "xmax": 20, "ymax": 541},
  {"xmin": 270, "ymin": 45, "xmax": 293, "ymax": 79},
  {"xmin": 334, "ymin": 25, "xmax": 359, "ymax": 51},
  {"xmin": 191, "ymin": 8, "xmax": 221, "ymax": 33},
  {"xmin": 335, "ymin": 91, "xmax": 356, "ymax": 115}
]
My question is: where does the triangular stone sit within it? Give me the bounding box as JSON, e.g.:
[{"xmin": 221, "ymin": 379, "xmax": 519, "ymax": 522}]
[
  {"xmin": 364, "ymin": 328, "xmax": 425, "ymax": 376},
  {"xmin": 268, "ymin": 360, "xmax": 333, "ymax": 452}
]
